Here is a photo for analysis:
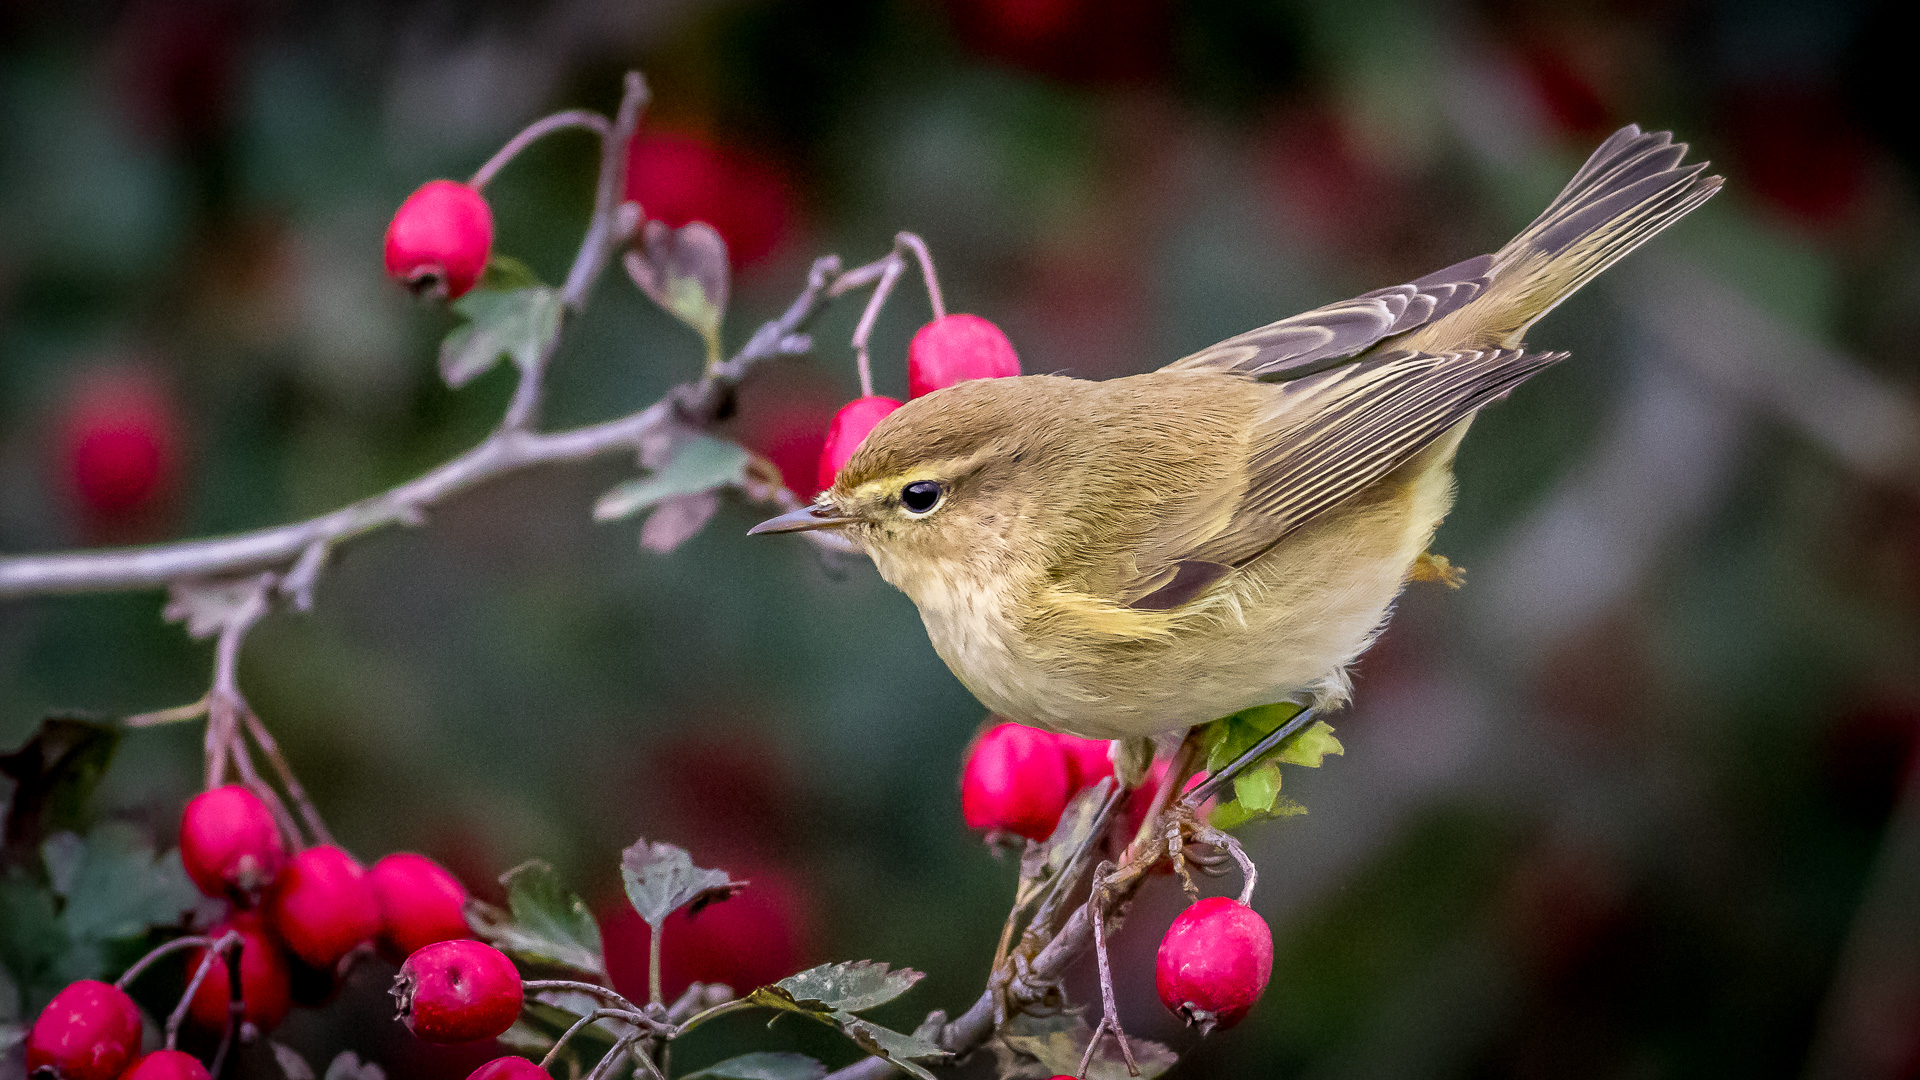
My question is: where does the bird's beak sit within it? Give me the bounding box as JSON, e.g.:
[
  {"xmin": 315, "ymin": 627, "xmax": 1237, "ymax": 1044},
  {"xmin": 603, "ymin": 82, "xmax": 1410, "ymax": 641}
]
[{"xmin": 748, "ymin": 503, "xmax": 860, "ymax": 535}]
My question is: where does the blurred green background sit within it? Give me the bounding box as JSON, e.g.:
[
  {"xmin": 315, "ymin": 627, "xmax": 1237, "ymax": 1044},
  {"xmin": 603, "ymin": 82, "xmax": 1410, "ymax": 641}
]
[{"xmin": 4, "ymin": 0, "xmax": 1919, "ymax": 1076}]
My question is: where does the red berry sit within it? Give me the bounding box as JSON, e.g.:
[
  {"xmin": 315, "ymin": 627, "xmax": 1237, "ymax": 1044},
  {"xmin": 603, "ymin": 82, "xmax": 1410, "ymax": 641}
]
[
  {"xmin": 266, "ymin": 845, "xmax": 378, "ymax": 968},
  {"xmin": 624, "ymin": 134, "xmax": 792, "ymax": 267},
  {"xmin": 370, "ymin": 853, "xmax": 472, "ymax": 962},
  {"xmin": 58, "ymin": 368, "xmax": 182, "ymax": 526},
  {"xmin": 179, "ymin": 785, "xmax": 286, "ymax": 903},
  {"xmin": 393, "ymin": 939, "xmax": 524, "ymax": 1044},
  {"xmin": 184, "ymin": 911, "xmax": 292, "ymax": 1032},
  {"xmin": 118, "ymin": 1050, "xmax": 212, "ymax": 1080},
  {"xmin": 907, "ymin": 314, "xmax": 1020, "ymax": 399},
  {"xmin": 384, "ymin": 180, "xmax": 493, "ymax": 300},
  {"xmin": 1056, "ymin": 734, "xmax": 1115, "ymax": 790},
  {"xmin": 1155, "ymin": 896, "xmax": 1273, "ymax": 1033},
  {"xmin": 24, "ymin": 980, "xmax": 143, "ymax": 1080},
  {"xmin": 960, "ymin": 723, "xmax": 1073, "ymax": 842},
  {"xmin": 467, "ymin": 1057, "xmax": 550, "ymax": 1079},
  {"xmin": 816, "ymin": 396, "xmax": 903, "ymax": 492}
]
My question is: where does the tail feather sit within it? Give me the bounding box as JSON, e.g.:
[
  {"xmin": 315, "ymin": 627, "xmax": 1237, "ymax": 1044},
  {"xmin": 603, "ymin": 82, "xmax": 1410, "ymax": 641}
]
[{"xmin": 1416, "ymin": 125, "xmax": 1722, "ymax": 349}]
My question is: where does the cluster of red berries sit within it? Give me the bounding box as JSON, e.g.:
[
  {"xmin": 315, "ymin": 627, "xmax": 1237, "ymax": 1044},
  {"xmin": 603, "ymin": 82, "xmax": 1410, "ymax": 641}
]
[
  {"xmin": 959, "ymin": 721, "xmax": 1114, "ymax": 841},
  {"xmin": 24, "ymin": 784, "xmax": 495, "ymax": 1078},
  {"xmin": 816, "ymin": 314, "xmax": 1021, "ymax": 493}
]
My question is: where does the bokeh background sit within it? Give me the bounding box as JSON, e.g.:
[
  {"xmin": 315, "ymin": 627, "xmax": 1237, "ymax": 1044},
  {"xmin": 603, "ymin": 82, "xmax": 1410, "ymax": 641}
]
[{"xmin": 4, "ymin": 0, "xmax": 1920, "ymax": 1077}]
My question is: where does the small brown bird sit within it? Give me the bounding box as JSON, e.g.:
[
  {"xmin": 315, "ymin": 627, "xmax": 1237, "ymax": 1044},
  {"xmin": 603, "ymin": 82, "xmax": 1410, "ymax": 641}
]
[{"xmin": 753, "ymin": 126, "xmax": 1720, "ymax": 742}]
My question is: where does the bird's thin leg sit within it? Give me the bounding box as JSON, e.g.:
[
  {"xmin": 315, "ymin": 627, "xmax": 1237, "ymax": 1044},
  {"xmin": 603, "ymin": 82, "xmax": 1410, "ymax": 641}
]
[{"xmin": 1078, "ymin": 859, "xmax": 1141, "ymax": 1079}]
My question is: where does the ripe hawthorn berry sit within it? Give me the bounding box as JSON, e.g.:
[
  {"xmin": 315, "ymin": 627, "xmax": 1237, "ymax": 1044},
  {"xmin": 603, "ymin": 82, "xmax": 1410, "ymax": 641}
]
[
  {"xmin": 24, "ymin": 979, "xmax": 143, "ymax": 1080},
  {"xmin": 393, "ymin": 939, "xmax": 524, "ymax": 1044},
  {"xmin": 384, "ymin": 180, "xmax": 493, "ymax": 301},
  {"xmin": 266, "ymin": 845, "xmax": 379, "ymax": 969},
  {"xmin": 907, "ymin": 314, "xmax": 1020, "ymax": 399},
  {"xmin": 370, "ymin": 852, "xmax": 472, "ymax": 962},
  {"xmin": 57, "ymin": 369, "xmax": 182, "ymax": 528},
  {"xmin": 179, "ymin": 784, "xmax": 286, "ymax": 904},
  {"xmin": 467, "ymin": 1057, "xmax": 550, "ymax": 1079},
  {"xmin": 961, "ymin": 723, "xmax": 1072, "ymax": 842},
  {"xmin": 816, "ymin": 396, "xmax": 903, "ymax": 492},
  {"xmin": 1056, "ymin": 734, "xmax": 1115, "ymax": 790},
  {"xmin": 184, "ymin": 910, "xmax": 293, "ymax": 1032},
  {"xmin": 624, "ymin": 133, "xmax": 791, "ymax": 267},
  {"xmin": 119, "ymin": 1050, "xmax": 213, "ymax": 1080},
  {"xmin": 1155, "ymin": 896, "xmax": 1273, "ymax": 1033}
]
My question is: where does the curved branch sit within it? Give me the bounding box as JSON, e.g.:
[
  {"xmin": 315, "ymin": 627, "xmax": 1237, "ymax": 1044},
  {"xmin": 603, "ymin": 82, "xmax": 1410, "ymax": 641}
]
[{"xmin": 470, "ymin": 110, "xmax": 612, "ymax": 192}]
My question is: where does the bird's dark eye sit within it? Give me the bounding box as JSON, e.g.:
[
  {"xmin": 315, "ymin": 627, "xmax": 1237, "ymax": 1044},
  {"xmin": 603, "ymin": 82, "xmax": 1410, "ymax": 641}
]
[{"xmin": 900, "ymin": 480, "xmax": 943, "ymax": 515}]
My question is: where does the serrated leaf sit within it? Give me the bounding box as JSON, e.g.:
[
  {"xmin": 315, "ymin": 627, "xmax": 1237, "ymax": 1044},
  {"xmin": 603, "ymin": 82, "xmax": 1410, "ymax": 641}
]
[
  {"xmin": 1, "ymin": 716, "xmax": 120, "ymax": 856},
  {"xmin": 1274, "ymin": 720, "xmax": 1344, "ymax": 768},
  {"xmin": 684, "ymin": 1052, "xmax": 828, "ymax": 1080},
  {"xmin": 271, "ymin": 1042, "xmax": 315, "ymax": 1080},
  {"xmin": 625, "ymin": 220, "xmax": 729, "ymax": 364},
  {"xmin": 1201, "ymin": 702, "xmax": 1305, "ymax": 774},
  {"xmin": 620, "ymin": 839, "xmax": 745, "ymax": 929},
  {"xmin": 439, "ymin": 286, "xmax": 562, "ymax": 388},
  {"xmin": 771, "ymin": 960, "xmax": 925, "ymax": 1013},
  {"xmin": 56, "ymin": 823, "xmax": 200, "ymax": 943},
  {"xmin": 468, "ymin": 860, "xmax": 605, "ymax": 977},
  {"xmin": 480, "ymin": 255, "xmax": 544, "ymax": 291},
  {"xmin": 1210, "ymin": 792, "xmax": 1306, "ymax": 831},
  {"xmin": 836, "ymin": 1015, "xmax": 944, "ymax": 1080},
  {"xmin": 594, "ymin": 435, "xmax": 751, "ymax": 522},
  {"xmin": 996, "ymin": 1012, "xmax": 1175, "ymax": 1080}
]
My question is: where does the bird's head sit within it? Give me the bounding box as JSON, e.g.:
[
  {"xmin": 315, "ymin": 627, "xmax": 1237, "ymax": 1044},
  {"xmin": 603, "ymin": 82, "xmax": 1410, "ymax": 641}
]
[{"xmin": 749, "ymin": 375, "xmax": 1080, "ymax": 599}]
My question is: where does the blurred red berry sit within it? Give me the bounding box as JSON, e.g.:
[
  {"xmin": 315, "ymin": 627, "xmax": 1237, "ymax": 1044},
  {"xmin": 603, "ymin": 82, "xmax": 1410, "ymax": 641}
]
[
  {"xmin": 24, "ymin": 980, "xmax": 143, "ymax": 1080},
  {"xmin": 179, "ymin": 784, "xmax": 286, "ymax": 904},
  {"xmin": 384, "ymin": 180, "xmax": 493, "ymax": 300},
  {"xmin": 625, "ymin": 134, "xmax": 792, "ymax": 268},
  {"xmin": 394, "ymin": 940, "xmax": 524, "ymax": 1044},
  {"xmin": 602, "ymin": 866, "xmax": 811, "ymax": 1005},
  {"xmin": 58, "ymin": 368, "xmax": 182, "ymax": 530},
  {"xmin": 1723, "ymin": 85, "xmax": 1872, "ymax": 228},
  {"xmin": 1517, "ymin": 42, "xmax": 1613, "ymax": 139},
  {"xmin": 1056, "ymin": 734, "xmax": 1115, "ymax": 790},
  {"xmin": 370, "ymin": 852, "xmax": 472, "ymax": 963},
  {"xmin": 961, "ymin": 723, "xmax": 1073, "ymax": 841},
  {"xmin": 907, "ymin": 314, "xmax": 1021, "ymax": 399},
  {"xmin": 467, "ymin": 1058, "xmax": 549, "ymax": 1080},
  {"xmin": 184, "ymin": 910, "xmax": 292, "ymax": 1032},
  {"xmin": 817, "ymin": 396, "xmax": 903, "ymax": 493},
  {"xmin": 119, "ymin": 1050, "xmax": 212, "ymax": 1080},
  {"xmin": 1155, "ymin": 896, "xmax": 1273, "ymax": 1032},
  {"xmin": 943, "ymin": 0, "xmax": 1171, "ymax": 83},
  {"xmin": 266, "ymin": 845, "xmax": 379, "ymax": 968}
]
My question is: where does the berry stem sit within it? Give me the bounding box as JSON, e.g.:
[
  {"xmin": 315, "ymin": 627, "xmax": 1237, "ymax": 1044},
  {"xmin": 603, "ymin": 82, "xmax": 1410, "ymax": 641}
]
[
  {"xmin": 113, "ymin": 934, "xmax": 219, "ymax": 990},
  {"xmin": 648, "ymin": 919, "xmax": 665, "ymax": 1008},
  {"xmin": 894, "ymin": 232, "xmax": 945, "ymax": 320},
  {"xmin": 164, "ymin": 929, "xmax": 240, "ymax": 1050},
  {"xmin": 520, "ymin": 979, "xmax": 647, "ymax": 1016},
  {"xmin": 539, "ymin": 1008, "xmax": 649, "ymax": 1070},
  {"xmin": 210, "ymin": 940, "xmax": 245, "ymax": 1077},
  {"xmin": 470, "ymin": 110, "xmax": 613, "ymax": 192},
  {"xmin": 242, "ymin": 705, "xmax": 335, "ymax": 849}
]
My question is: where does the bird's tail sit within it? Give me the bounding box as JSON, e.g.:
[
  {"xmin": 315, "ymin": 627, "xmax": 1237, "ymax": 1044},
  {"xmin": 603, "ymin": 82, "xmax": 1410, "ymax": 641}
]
[{"xmin": 1420, "ymin": 125, "xmax": 1722, "ymax": 350}]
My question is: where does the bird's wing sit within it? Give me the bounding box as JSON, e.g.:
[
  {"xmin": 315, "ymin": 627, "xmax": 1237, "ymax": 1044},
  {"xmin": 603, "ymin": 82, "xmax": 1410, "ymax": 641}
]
[
  {"xmin": 1156, "ymin": 255, "xmax": 1495, "ymax": 382},
  {"xmin": 1122, "ymin": 347, "xmax": 1565, "ymax": 610}
]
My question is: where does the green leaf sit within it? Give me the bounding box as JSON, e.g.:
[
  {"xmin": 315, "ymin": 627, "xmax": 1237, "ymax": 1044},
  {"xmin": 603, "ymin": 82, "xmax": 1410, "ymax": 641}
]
[
  {"xmin": 594, "ymin": 435, "xmax": 751, "ymax": 523},
  {"xmin": 835, "ymin": 1015, "xmax": 944, "ymax": 1080},
  {"xmin": 438, "ymin": 285, "xmax": 562, "ymax": 389},
  {"xmin": 468, "ymin": 860, "xmax": 605, "ymax": 977},
  {"xmin": 684, "ymin": 1052, "xmax": 828, "ymax": 1080},
  {"xmin": 0, "ymin": 716, "xmax": 120, "ymax": 858},
  {"xmin": 625, "ymin": 220, "xmax": 730, "ymax": 366},
  {"xmin": 1201, "ymin": 702, "xmax": 1304, "ymax": 773},
  {"xmin": 54, "ymin": 824, "xmax": 200, "ymax": 944},
  {"xmin": 480, "ymin": 255, "xmax": 543, "ymax": 291},
  {"xmin": 0, "ymin": 870, "xmax": 67, "ymax": 1001},
  {"xmin": 994, "ymin": 1012, "xmax": 1176, "ymax": 1080},
  {"xmin": 1231, "ymin": 762, "xmax": 1283, "ymax": 815},
  {"xmin": 1275, "ymin": 720, "xmax": 1344, "ymax": 768},
  {"xmin": 620, "ymin": 839, "xmax": 744, "ymax": 929},
  {"xmin": 769, "ymin": 960, "xmax": 924, "ymax": 1014}
]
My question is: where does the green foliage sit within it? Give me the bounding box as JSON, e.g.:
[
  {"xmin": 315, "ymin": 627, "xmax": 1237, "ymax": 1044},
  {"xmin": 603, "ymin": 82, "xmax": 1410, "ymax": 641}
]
[
  {"xmin": 683, "ymin": 1052, "xmax": 828, "ymax": 1080},
  {"xmin": 619, "ymin": 838, "xmax": 745, "ymax": 929},
  {"xmin": 594, "ymin": 436, "xmax": 752, "ymax": 523},
  {"xmin": 468, "ymin": 859, "xmax": 606, "ymax": 978},
  {"xmin": 1199, "ymin": 704, "xmax": 1343, "ymax": 829},
  {"xmin": 747, "ymin": 961, "xmax": 945, "ymax": 1080},
  {"xmin": 626, "ymin": 220, "xmax": 731, "ymax": 368},
  {"xmin": 439, "ymin": 285, "xmax": 563, "ymax": 388},
  {"xmin": 0, "ymin": 716, "xmax": 120, "ymax": 853},
  {"xmin": 993, "ymin": 1012, "xmax": 1176, "ymax": 1079}
]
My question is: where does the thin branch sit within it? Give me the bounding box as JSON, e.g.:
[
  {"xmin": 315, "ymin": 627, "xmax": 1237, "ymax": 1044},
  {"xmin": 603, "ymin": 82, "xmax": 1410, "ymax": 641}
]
[
  {"xmin": 165, "ymin": 930, "xmax": 240, "ymax": 1050},
  {"xmin": 114, "ymin": 934, "xmax": 218, "ymax": 990},
  {"xmin": 541, "ymin": 1008, "xmax": 650, "ymax": 1070},
  {"xmin": 561, "ymin": 72, "xmax": 649, "ymax": 313},
  {"xmin": 203, "ymin": 575, "xmax": 272, "ymax": 789},
  {"xmin": 243, "ymin": 707, "xmax": 335, "ymax": 849},
  {"xmin": 471, "ymin": 110, "xmax": 612, "ymax": 192},
  {"xmin": 894, "ymin": 232, "xmax": 945, "ymax": 320},
  {"xmin": 523, "ymin": 980, "xmax": 646, "ymax": 1015}
]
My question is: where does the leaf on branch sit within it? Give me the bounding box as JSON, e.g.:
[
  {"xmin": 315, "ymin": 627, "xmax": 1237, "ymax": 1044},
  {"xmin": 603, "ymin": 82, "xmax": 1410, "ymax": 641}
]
[
  {"xmin": 994, "ymin": 1012, "xmax": 1176, "ymax": 1080},
  {"xmin": 51, "ymin": 824, "xmax": 201, "ymax": 947},
  {"xmin": 1197, "ymin": 703, "xmax": 1341, "ymax": 829},
  {"xmin": 595, "ymin": 434, "xmax": 751, "ymax": 522},
  {"xmin": 620, "ymin": 838, "xmax": 745, "ymax": 929},
  {"xmin": 480, "ymin": 254, "xmax": 544, "ymax": 292},
  {"xmin": 0, "ymin": 715, "xmax": 120, "ymax": 858},
  {"xmin": 683, "ymin": 1052, "xmax": 828, "ymax": 1080},
  {"xmin": 837, "ymin": 1015, "xmax": 944, "ymax": 1080},
  {"xmin": 321, "ymin": 1051, "xmax": 385, "ymax": 1080},
  {"xmin": 439, "ymin": 285, "xmax": 563, "ymax": 389},
  {"xmin": 626, "ymin": 220, "xmax": 730, "ymax": 365},
  {"xmin": 467, "ymin": 860, "xmax": 606, "ymax": 977},
  {"xmin": 766, "ymin": 960, "xmax": 925, "ymax": 1014}
]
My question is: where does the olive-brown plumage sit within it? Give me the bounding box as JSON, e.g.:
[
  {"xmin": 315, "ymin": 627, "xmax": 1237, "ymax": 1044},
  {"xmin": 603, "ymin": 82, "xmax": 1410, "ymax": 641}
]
[{"xmin": 753, "ymin": 125, "xmax": 1721, "ymax": 740}]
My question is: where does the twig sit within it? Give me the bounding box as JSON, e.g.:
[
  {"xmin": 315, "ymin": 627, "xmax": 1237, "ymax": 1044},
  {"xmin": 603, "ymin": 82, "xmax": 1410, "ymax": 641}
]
[
  {"xmin": 114, "ymin": 934, "xmax": 218, "ymax": 990},
  {"xmin": 1078, "ymin": 861, "xmax": 1140, "ymax": 1078},
  {"xmin": 165, "ymin": 929, "xmax": 240, "ymax": 1050},
  {"xmin": 540, "ymin": 1008, "xmax": 649, "ymax": 1071},
  {"xmin": 242, "ymin": 707, "xmax": 335, "ymax": 849},
  {"xmin": 471, "ymin": 110, "xmax": 612, "ymax": 192},
  {"xmin": 560, "ymin": 72, "xmax": 649, "ymax": 313},
  {"xmin": 894, "ymin": 232, "xmax": 945, "ymax": 321},
  {"xmin": 210, "ymin": 934, "xmax": 245, "ymax": 1077},
  {"xmin": 203, "ymin": 575, "xmax": 272, "ymax": 789},
  {"xmin": 523, "ymin": 980, "xmax": 646, "ymax": 1015}
]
